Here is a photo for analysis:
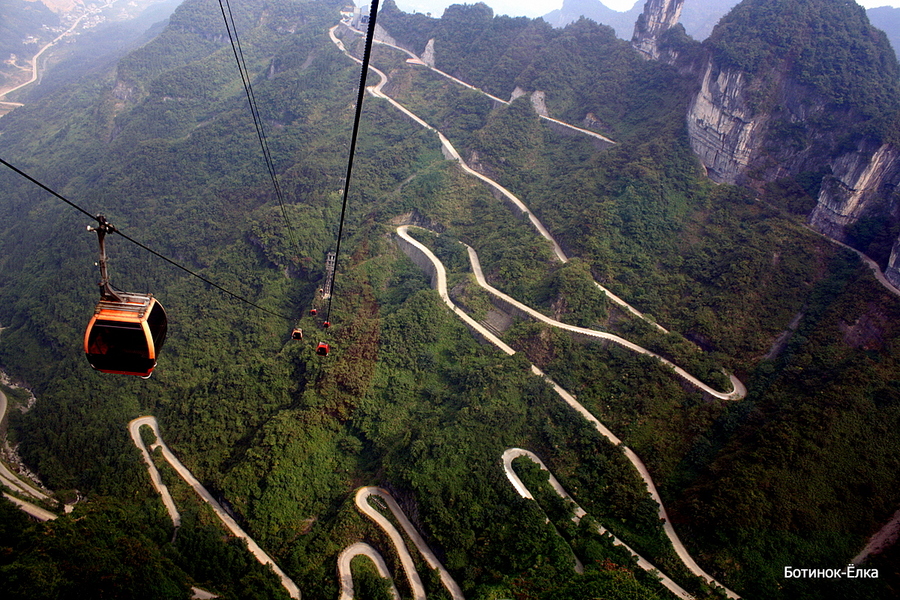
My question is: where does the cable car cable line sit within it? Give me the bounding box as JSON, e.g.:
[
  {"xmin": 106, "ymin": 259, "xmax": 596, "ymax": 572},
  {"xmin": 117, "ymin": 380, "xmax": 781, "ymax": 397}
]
[
  {"xmin": 1, "ymin": 1, "xmax": 384, "ymax": 356},
  {"xmin": 216, "ymin": 0, "xmax": 299, "ymax": 257},
  {"xmin": 0, "ymin": 156, "xmax": 98, "ymax": 222},
  {"xmin": 0, "ymin": 157, "xmax": 293, "ymax": 322},
  {"xmin": 324, "ymin": 0, "xmax": 380, "ymax": 326}
]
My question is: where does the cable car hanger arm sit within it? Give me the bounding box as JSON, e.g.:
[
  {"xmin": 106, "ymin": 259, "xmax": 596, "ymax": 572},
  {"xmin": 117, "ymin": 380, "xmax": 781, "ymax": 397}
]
[{"xmin": 87, "ymin": 215, "xmax": 123, "ymax": 302}]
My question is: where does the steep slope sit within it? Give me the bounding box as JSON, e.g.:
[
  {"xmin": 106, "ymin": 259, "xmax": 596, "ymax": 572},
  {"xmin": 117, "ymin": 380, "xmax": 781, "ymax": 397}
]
[
  {"xmin": 867, "ymin": 6, "xmax": 900, "ymax": 61},
  {"xmin": 0, "ymin": 1, "xmax": 689, "ymax": 598},
  {"xmin": 544, "ymin": 0, "xmax": 900, "ymax": 61},
  {"xmin": 632, "ymin": 0, "xmax": 685, "ymax": 60},
  {"xmin": 682, "ymin": 0, "xmax": 900, "ymax": 269}
]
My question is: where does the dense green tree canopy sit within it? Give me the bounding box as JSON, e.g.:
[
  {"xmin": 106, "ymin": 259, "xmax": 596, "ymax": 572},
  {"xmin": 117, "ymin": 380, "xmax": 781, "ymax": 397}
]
[{"xmin": 0, "ymin": 0, "xmax": 898, "ymax": 599}]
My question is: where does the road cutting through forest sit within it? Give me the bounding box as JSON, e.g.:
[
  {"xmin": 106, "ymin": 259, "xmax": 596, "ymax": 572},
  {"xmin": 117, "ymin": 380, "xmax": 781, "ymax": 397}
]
[
  {"xmin": 0, "ymin": 385, "xmax": 59, "ymax": 521},
  {"xmin": 326, "ymin": 23, "xmax": 746, "ymax": 598},
  {"xmin": 0, "ymin": 0, "xmax": 121, "ymax": 104},
  {"xmin": 462, "ymin": 239, "xmax": 745, "ymax": 400},
  {"xmin": 330, "ymin": 23, "xmax": 668, "ymax": 332},
  {"xmin": 503, "ymin": 448, "xmax": 694, "ymax": 600},
  {"xmin": 337, "ymin": 542, "xmax": 400, "ymax": 600},
  {"xmin": 354, "ymin": 487, "xmax": 464, "ymax": 600},
  {"xmin": 396, "ymin": 225, "xmax": 739, "ymax": 599},
  {"xmin": 128, "ymin": 417, "xmax": 301, "ymax": 599}
]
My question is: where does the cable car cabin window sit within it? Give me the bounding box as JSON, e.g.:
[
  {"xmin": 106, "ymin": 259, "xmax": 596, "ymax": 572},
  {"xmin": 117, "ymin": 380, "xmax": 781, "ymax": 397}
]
[
  {"xmin": 147, "ymin": 302, "xmax": 167, "ymax": 353},
  {"xmin": 86, "ymin": 320, "xmax": 155, "ymax": 374}
]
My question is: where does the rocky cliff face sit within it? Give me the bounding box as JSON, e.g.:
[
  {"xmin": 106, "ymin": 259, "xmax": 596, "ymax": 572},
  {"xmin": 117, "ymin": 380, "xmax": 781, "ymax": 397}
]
[
  {"xmin": 679, "ymin": 1, "xmax": 900, "ymax": 277},
  {"xmin": 687, "ymin": 52, "xmax": 900, "ymax": 270},
  {"xmin": 686, "ymin": 58, "xmax": 846, "ymax": 186},
  {"xmin": 809, "ymin": 143, "xmax": 900, "ymax": 241},
  {"xmin": 685, "ymin": 53, "xmax": 900, "ymax": 261},
  {"xmin": 632, "ymin": 0, "xmax": 685, "ymax": 60},
  {"xmin": 686, "ymin": 59, "xmax": 762, "ymax": 183}
]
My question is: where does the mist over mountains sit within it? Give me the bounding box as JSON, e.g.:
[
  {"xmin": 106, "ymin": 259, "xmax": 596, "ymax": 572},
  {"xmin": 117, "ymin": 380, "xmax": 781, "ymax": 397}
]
[
  {"xmin": 543, "ymin": 0, "xmax": 900, "ymax": 58},
  {"xmin": 542, "ymin": 0, "xmax": 739, "ymax": 40}
]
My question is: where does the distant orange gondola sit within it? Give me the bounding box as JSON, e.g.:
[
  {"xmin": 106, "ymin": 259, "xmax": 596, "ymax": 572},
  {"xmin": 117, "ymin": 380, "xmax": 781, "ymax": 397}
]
[
  {"xmin": 291, "ymin": 327, "xmax": 303, "ymax": 340},
  {"xmin": 316, "ymin": 342, "xmax": 330, "ymax": 356}
]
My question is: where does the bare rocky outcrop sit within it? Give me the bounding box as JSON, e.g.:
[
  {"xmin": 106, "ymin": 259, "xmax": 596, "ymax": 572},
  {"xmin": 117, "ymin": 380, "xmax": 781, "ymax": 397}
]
[
  {"xmin": 676, "ymin": 8, "xmax": 900, "ymax": 278},
  {"xmin": 686, "ymin": 59, "xmax": 761, "ymax": 183},
  {"xmin": 632, "ymin": 0, "xmax": 685, "ymax": 60},
  {"xmin": 530, "ymin": 91, "xmax": 549, "ymax": 117},
  {"xmin": 685, "ymin": 51, "xmax": 900, "ymax": 270},
  {"xmin": 685, "ymin": 57, "xmax": 852, "ymax": 187},
  {"xmin": 886, "ymin": 241, "xmax": 900, "ymax": 287},
  {"xmin": 809, "ymin": 143, "xmax": 900, "ymax": 242},
  {"xmin": 421, "ymin": 39, "xmax": 436, "ymax": 67},
  {"xmin": 373, "ymin": 23, "xmax": 398, "ymax": 46}
]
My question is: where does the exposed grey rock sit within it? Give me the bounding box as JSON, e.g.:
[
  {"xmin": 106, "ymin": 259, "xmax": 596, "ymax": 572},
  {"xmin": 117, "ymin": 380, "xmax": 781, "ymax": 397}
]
[
  {"xmin": 885, "ymin": 238, "xmax": 900, "ymax": 288},
  {"xmin": 684, "ymin": 50, "xmax": 900, "ymax": 263},
  {"xmin": 373, "ymin": 23, "xmax": 398, "ymax": 46},
  {"xmin": 809, "ymin": 143, "xmax": 900, "ymax": 242},
  {"xmin": 422, "ymin": 38, "xmax": 436, "ymax": 67},
  {"xmin": 632, "ymin": 0, "xmax": 685, "ymax": 60},
  {"xmin": 530, "ymin": 91, "xmax": 548, "ymax": 117},
  {"xmin": 686, "ymin": 58, "xmax": 762, "ymax": 183}
]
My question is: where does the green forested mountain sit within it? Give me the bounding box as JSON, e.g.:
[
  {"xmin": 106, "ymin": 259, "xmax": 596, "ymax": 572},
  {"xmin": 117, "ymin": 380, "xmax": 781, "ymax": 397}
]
[
  {"xmin": 541, "ymin": 0, "xmax": 900, "ymax": 63},
  {"xmin": 0, "ymin": 0, "xmax": 899, "ymax": 599},
  {"xmin": 705, "ymin": 0, "xmax": 900, "ymax": 143}
]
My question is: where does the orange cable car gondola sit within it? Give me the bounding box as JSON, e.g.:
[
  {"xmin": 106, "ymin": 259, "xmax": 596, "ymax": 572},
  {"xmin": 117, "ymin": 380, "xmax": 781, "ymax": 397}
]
[
  {"xmin": 83, "ymin": 216, "xmax": 167, "ymax": 378},
  {"xmin": 316, "ymin": 342, "xmax": 330, "ymax": 356},
  {"xmin": 291, "ymin": 327, "xmax": 303, "ymax": 340}
]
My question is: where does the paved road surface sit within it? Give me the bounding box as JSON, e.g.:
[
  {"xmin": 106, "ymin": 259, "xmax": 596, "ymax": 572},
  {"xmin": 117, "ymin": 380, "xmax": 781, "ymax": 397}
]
[
  {"xmin": 397, "ymin": 226, "xmax": 740, "ymax": 598},
  {"xmin": 0, "ymin": 387, "xmax": 58, "ymax": 520},
  {"xmin": 355, "ymin": 486, "xmax": 464, "ymax": 600},
  {"xmin": 129, "ymin": 416, "xmax": 300, "ymax": 599},
  {"xmin": 503, "ymin": 448, "xmax": 694, "ymax": 600},
  {"xmin": 337, "ymin": 542, "xmax": 400, "ymax": 600}
]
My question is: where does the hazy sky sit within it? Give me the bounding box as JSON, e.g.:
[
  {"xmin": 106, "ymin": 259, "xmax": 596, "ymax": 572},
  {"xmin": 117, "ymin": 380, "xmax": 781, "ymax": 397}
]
[{"xmin": 393, "ymin": 0, "xmax": 900, "ymax": 19}]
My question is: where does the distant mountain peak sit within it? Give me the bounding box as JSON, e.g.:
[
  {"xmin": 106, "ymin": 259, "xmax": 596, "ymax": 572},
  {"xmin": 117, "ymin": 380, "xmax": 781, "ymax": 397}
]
[{"xmin": 632, "ymin": 0, "xmax": 684, "ymax": 59}]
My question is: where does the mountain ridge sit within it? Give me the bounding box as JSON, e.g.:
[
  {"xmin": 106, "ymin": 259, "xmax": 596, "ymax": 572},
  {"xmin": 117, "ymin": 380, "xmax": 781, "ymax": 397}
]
[{"xmin": 542, "ymin": 0, "xmax": 900, "ymax": 61}]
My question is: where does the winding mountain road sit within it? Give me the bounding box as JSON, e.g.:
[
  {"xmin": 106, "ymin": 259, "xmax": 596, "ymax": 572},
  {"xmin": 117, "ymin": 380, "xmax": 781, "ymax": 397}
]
[
  {"xmin": 368, "ymin": 30, "xmax": 754, "ymax": 576},
  {"xmin": 397, "ymin": 224, "xmax": 739, "ymax": 598},
  {"xmin": 330, "ymin": 23, "xmax": 670, "ymax": 333},
  {"xmin": 337, "ymin": 542, "xmax": 400, "ymax": 600},
  {"xmin": 128, "ymin": 416, "xmax": 300, "ymax": 599},
  {"xmin": 354, "ymin": 486, "xmax": 464, "ymax": 600},
  {"xmin": 0, "ymin": 386, "xmax": 58, "ymax": 521},
  {"xmin": 0, "ymin": 0, "xmax": 120, "ymax": 103},
  {"xmin": 463, "ymin": 239, "xmax": 744, "ymax": 400},
  {"xmin": 503, "ymin": 448, "xmax": 694, "ymax": 600}
]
